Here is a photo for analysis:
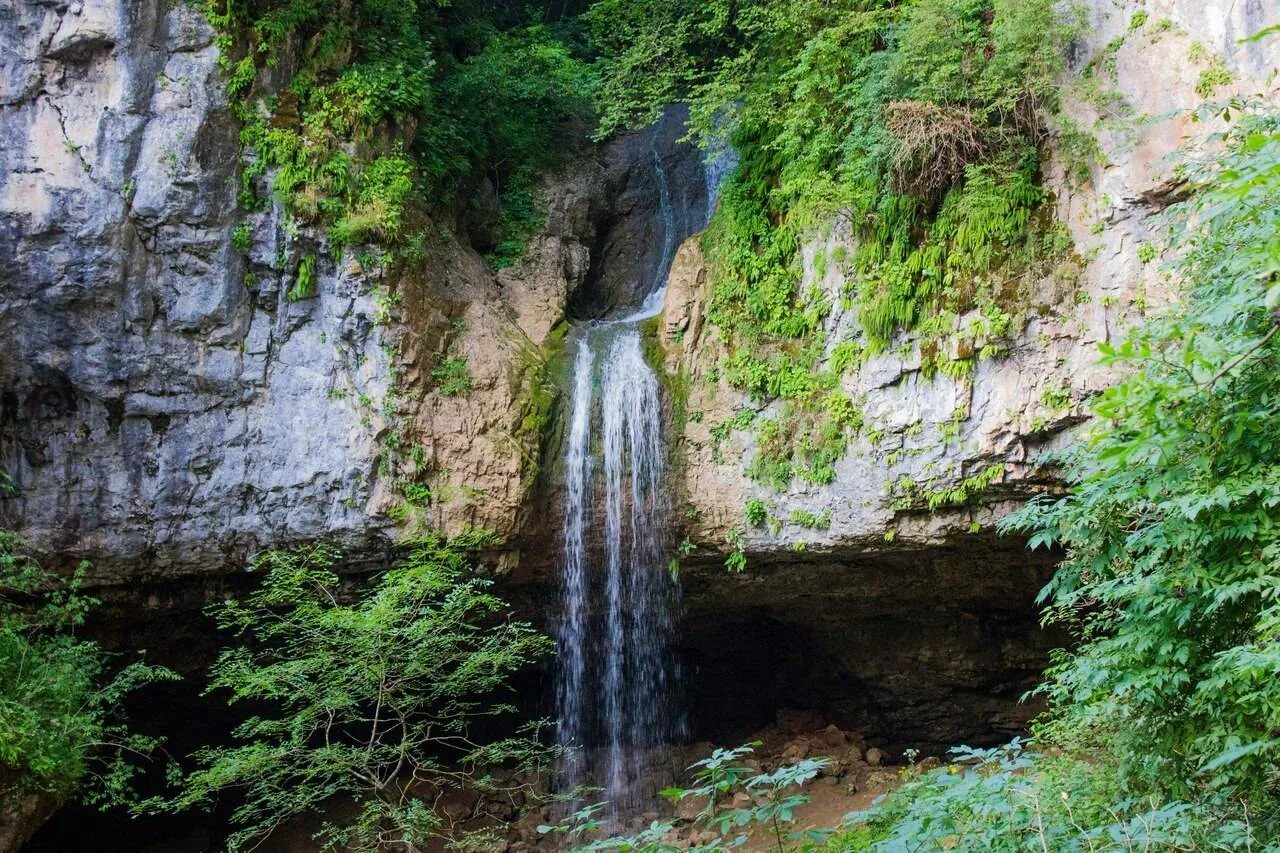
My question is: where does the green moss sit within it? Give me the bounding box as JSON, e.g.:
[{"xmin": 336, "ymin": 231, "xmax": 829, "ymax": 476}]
[{"xmin": 509, "ymin": 321, "xmax": 571, "ymax": 493}]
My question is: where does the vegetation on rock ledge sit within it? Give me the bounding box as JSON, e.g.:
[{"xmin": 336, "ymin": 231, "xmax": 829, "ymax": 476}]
[
  {"xmin": 590, "ymin": 0, "xmax": 1084, "ymax": 490},
  {"xmin": 202, "ymin": 0, "xmax": 592, "ymax": 264}
]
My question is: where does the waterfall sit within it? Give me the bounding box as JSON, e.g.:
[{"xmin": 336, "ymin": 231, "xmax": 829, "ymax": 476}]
[
  {"xmin": 555, "ymin": 114, "xmax": 735, "ymax": 820},
  {"xmin": 555, "ymin": 322, "xmax": 678, "ymax": 818}
]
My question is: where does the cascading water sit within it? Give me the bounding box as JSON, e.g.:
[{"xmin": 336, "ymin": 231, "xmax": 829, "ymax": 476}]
[{"xmin": 555, "ymin": 118, "xmax": 735, "ymax": 819}]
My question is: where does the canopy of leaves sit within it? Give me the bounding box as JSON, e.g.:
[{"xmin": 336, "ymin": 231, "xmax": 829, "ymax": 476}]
[{"xmin": 165, "ymin": 537, "xmax": 553, "ymax": 852}]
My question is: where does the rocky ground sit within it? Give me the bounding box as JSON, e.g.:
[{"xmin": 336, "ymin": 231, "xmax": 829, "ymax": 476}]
[{"xmin": 485, "ymin": 710, "xmax": 907, "ymax": 852}]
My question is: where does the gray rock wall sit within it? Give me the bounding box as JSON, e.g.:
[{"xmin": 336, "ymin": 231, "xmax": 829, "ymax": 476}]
[
  {"xmin": 0, "ymin": 5, "xmax": 718, "ymax": 589},
  {"xmin": 0, "ymin": 2, "xmax": 401, "ymax": 582}
]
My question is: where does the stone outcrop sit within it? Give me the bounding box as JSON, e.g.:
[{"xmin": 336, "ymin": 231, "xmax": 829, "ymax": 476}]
[
  {"xmin": 1, "ymin": 0, "xmax": 396, "ymax": 584},
  {"xmin": 660, "ymin": 0, "xmax": 1280, "ymax": 555},
  {"xmin": 650, "ymin": 0, "xmax": 1280, "ymax": 750}
]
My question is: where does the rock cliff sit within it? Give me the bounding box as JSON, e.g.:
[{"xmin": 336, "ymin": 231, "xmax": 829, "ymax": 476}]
[
  {"xmin": 0, "ymin": 3, "xmax": 703, "ymax": 593},
  {"xmin": 1, "ymin": 0, "xmax": 1277, "ymax": 779}
]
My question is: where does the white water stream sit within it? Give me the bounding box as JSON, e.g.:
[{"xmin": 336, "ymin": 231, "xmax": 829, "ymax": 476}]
[{"xmin": 554, "ymin": 121, "xmax": 736, "ymax": 818}]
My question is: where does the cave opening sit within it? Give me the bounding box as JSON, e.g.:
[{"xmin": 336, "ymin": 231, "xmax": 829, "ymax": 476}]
[{"xmin": 669, "ymin": 535, "xmax": 1064, "ymax": 757}]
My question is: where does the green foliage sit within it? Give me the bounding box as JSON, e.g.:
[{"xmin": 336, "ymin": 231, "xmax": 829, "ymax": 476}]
[
  {"xmin": 890, "ymin": 463, "xmax": 1005, "ymax": 513},
  {"xmin": 0, "ymin": 532, "xmax": 175, "ymax": 812},
  {"xmin": 288, "ymin": 252, "xmax": 317, "ymax": 300},
  {"xmin": 231, "ymin": 221, "xmax": 253, "ymax": 252},
  {"xmin": 431, "ymin": 347, "xmax": 473, "ymax": 396},
  {"xmin": 998, "ymin": 113, "xmax": 1280, "ymax": 829},
  {"xmin": 204, "ymin": 1, "xmax": 591, "ymax": 258},
  {"xmin": 162, "ymin": 539, "xmax": 552, "ymax": 852},
  {"xmin": 511, "ymin": 321, "xmax": 570, "ymax": 493},
  {"xmin": 484, "ymin": 169, "xmax": 544, "ymax": 269},
  {"xmin": 840, "ymin": 741, "xmax": 1263, "ymax": 850},
  {"xmin": 743, "ymin": 497, "xmax": 769, "ymax": 527},
  {"xmin": 540, "ymin": 743, "xmax": 830, "ymax": 851},
  {"xmin": 1038, "ymin": 383, "xmax": 1071, "ymax": 411},
  {"xmin": 1195, "ymin": 60, "xmax": 1234, "ymax": 99},
  {"xmin": 724, "ymin": 529, "xmax": 748, "ymax": 573},
  {"xmin": 589, "ymin": 0, "xmax": 1079, "ymax": 491},
  {"xmin": 789, "ymin": 508, "xmax": 831, "ymax": 530}
]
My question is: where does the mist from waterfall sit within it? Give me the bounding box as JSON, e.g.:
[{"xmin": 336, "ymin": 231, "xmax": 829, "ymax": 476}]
[{"xmin": 554, "ymin": 120, "xmax": 735, "ymax": 819}]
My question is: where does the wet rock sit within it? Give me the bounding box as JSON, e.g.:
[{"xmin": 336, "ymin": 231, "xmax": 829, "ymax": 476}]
[
  {"xmin": 821, "ymin": 724, "xmax": 848, "ymax": 748},
  {"xmin": 865, "ymin": 748, "xmax": 884, "ymax": 768}
]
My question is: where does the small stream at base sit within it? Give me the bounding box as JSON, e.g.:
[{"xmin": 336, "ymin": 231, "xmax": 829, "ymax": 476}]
[{"xmin": 553, "ymin": 122, "xmax": 736, "ymax": 819}]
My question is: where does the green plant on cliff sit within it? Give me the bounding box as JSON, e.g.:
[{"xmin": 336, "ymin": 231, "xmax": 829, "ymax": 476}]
[
  {"xmin": 0, "ymin": 533, "xmax": 176, "ymax": 822},
  {"xmin": 202, "ymin": 0, "xmax": 591, "ymax": 259},
  {"xmin": 161, "ymin": 537, "xmax": 552, "ymax": 852},
  {"xmin": 431, "ymin": 346, "xmax": 474, "ymax": 397},
  {"xmin": 830, "ymin": 107, "xmax": 1280, "ymax": 852},
  {"xmin": 998, "ymin": 112, "xmax": 1280, "ymax": 826},
  {"xmin": 588, "ymin": 0, "xmax": 1082, "ymax": 491}
]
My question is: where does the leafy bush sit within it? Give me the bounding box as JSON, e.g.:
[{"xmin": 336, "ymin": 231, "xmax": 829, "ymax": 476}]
[
  {"xmin": 841, "ymin": 741, "xmax": 1264, "ymax": 851},
  {"xmin": 0, "ymin": 532, "xmax": 175, "ymax": 821},
  {"xmin": 162, "ymin": 538, "xmax": 552, "ymax": 852},
  {"xmin": 998, "ymin": 112, "xmax": 1280, "ymax": 832}
]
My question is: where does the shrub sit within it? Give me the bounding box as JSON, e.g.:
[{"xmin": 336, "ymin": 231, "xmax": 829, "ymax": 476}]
[
  {"xmin": 1002, "ymin": 113, "xmax": 1280, "ymax": 824},
  {"xmin": 0, "ymin": 533, "xmax": 175, "ymax": 833},
  {"xmin": 162, "ymin": 539, "xmax": 552, "ymax": 852}
]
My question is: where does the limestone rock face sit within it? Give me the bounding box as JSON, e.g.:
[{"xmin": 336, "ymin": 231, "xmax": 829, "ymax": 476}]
[
  {"xmin": 0, "ymin": 3, "xmax": 597, "ymax": 586},
  {"xmin": 662, "ymin": 0, "xmax": 1280, "ymax": 558},
  {"xmin": 0, "ymin": 1, "xmax": 391, "ymax": 585},
  {"xmin": 0, "ymin": 4, "xmax": 715, "ymax": 592}
]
